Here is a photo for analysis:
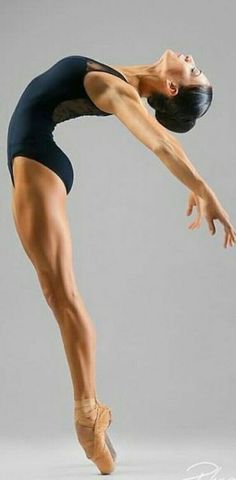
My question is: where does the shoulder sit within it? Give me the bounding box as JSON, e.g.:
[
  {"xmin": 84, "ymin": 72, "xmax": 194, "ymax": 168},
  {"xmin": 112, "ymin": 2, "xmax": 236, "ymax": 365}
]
[{"xmin": 83, "ymin": 70, "xmax": 142, "ymax": 114}]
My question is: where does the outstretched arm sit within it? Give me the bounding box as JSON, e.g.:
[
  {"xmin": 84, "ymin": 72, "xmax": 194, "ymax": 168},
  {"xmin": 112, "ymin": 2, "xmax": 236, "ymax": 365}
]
[
  {"xmin": 108, "ymin": 84, "xmax": 236, "ymax": 248},
  {"xmin": 109, "ymin": 85, "xmax": 208, "ymax": 196}
]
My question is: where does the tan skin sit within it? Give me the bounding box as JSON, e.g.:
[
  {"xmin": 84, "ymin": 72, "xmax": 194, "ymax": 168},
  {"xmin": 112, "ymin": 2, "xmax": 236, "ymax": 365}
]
[
  {"xmin": 108, "ymin": 49, "xmax": 236, "ymax": 247},
  {"xmin": 11, "ymin": 48, "xmax": 236, "ymax": 466}
]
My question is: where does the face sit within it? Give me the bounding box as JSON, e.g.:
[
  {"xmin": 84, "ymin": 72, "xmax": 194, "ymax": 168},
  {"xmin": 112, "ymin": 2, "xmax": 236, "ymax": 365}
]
[{"xmin": 159, "ymin": 49, "xmax": 211, "ymax": 93}]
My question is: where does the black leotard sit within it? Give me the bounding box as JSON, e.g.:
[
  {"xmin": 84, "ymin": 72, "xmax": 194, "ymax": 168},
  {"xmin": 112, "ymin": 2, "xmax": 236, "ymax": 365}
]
[{"xmin": 7, "ymin": 55, "xmax": 129, "ymax": 194}]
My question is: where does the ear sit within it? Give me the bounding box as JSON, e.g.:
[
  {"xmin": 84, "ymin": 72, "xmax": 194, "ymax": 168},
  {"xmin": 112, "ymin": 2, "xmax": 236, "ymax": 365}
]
[{"xmin": 166, "ymin": 79, "xmax": 179, "ymax": 96}]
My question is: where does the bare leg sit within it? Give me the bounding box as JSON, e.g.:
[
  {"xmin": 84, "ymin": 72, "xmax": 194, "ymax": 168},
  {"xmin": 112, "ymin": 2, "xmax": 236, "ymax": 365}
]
[
  {"xmin": 11, "ymin": 156, "xmax": 97, "ymax": 401},
  {"xmin": 11, "ymin": 156, "xmax": 116, "ymax": 473}
]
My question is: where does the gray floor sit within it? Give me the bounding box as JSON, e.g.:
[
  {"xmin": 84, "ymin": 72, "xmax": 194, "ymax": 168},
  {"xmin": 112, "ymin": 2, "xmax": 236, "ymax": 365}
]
[{"xmin": 1, "ymin": 434, "xmax": 236, "ymax": 479}]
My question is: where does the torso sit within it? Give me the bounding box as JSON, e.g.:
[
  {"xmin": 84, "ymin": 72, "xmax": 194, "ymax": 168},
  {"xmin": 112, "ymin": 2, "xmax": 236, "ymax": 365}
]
[{"xmin": 9, "ymin": 56, "xmax": 134, "ymax": 135}]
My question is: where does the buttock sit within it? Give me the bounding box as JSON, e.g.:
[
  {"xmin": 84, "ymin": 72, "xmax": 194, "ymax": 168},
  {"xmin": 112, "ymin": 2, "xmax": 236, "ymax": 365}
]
[{"xmin": 7, "ymin": 139, "xmax": 75, "ymax": 195}]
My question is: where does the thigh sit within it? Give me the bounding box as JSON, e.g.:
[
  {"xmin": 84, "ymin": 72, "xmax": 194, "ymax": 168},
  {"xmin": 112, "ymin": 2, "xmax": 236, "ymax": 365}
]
[{"xmin": 11, "ymin": 156, "xmax": 78, "ymax": 304}]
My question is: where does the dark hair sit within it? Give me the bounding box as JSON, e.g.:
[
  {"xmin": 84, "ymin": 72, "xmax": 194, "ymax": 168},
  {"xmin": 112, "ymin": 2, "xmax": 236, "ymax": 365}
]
[{"xmin": 147, "ymin": 84, "xmax": 213, "ymax": 133}]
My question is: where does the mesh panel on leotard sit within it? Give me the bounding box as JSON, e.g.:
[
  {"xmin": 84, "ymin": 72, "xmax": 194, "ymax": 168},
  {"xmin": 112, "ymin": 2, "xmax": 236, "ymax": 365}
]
[{"xmin": 52, "ymin": 58, "xmax": 128, "ymax": 124}]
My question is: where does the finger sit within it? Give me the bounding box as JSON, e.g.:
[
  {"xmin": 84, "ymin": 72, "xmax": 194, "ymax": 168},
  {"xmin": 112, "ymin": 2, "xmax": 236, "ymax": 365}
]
[
  {"xmin": 193, "ymin": 217, "xmax": 201, "ymax": 229},
  {"xmin": 231, "ymin": 229, "xmax": 236, "ymax": 242},
  {"xmin": 224, "ymin": 226, "xmax": 235, "ymax": 247},
  {"xmin": 224, "ymin": 232, "xmax": 228, "ymax": 248},
  {"xmin": 188, "ymin": 219, "xmax": 200, "ymax": 229},
  {"xmin": 188, "ymin": 212, "xmax": 202, "ymax": 229},
  {"xmin": 226, "ymin": 232, "xmax": 231, "ymax": 248},
  {"xmin": 229, "ymin": 230, "xmax": 235, "ymax": 245},
  {"xmin": 195, "ymin": 206, "xmax": 201, "ymax": 219},
  {"xmin": 188, "ymin": 218, "xmax": 196, "ymax": 228},
  {"xmin": 230, "ymin": 232, "xmax": 236, "ymax": 246},
  {"xmin": 229, "ymin": 235, "xmax": 234, "ymax": 247},
  {"xmin": 186, "ymin": 195, "xmax": 196, "ymax": 216}
]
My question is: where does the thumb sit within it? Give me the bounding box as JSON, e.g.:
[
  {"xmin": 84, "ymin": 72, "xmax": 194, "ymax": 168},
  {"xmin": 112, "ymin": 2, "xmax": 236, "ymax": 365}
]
[
  {"xmin": 186, "ymin": 204, "xmax": 193, "ymax": 216},
  {"xmin": 208, "ymin": 220, "xmax": 216, "ymax": 235}
]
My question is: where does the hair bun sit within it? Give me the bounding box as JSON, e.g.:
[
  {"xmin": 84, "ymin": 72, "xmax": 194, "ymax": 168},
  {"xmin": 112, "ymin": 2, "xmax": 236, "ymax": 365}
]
[
  {"xmin": 147, "ymin": 83, "xmax": 212, "ymax": 134},
  {"xmin": 155, "ymin": 110, "xmax": 196, "ymax": 133}
]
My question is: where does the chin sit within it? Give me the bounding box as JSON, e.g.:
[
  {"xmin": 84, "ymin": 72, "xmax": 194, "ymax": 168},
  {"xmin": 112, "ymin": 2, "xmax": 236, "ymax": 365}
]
[
  {"xmin": 167, "ymin": 48, "xmax": 178, "ymax": 57},
  {"xmin": 157, "ymin": 48, "xmax": 175, "ymax": 64}
]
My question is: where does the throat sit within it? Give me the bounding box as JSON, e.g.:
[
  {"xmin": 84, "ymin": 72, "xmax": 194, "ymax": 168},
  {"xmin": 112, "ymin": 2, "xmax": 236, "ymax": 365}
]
[{"xmin": 108, "ymin": 63, "xmax": 152, "ymax": 96}]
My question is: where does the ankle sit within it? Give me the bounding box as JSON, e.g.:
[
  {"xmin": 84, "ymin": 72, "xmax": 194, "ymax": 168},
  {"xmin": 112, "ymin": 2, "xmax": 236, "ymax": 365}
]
[
  {"xmin": 74, "ymin": 390, "xmax": 99, "ymax": 405},
  {"xmin": 75, "ymin": 397, "xmax": 97, "ymax": 407},
  {"xmin": 74, "ymin": 397, "xmax": 99, "ymax": 426}
]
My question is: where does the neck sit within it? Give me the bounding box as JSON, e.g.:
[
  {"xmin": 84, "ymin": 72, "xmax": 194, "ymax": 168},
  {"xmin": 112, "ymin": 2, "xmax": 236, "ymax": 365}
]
[{"xmin": 110, "ymin": 59, "xmax": 164, "ymax": 97}]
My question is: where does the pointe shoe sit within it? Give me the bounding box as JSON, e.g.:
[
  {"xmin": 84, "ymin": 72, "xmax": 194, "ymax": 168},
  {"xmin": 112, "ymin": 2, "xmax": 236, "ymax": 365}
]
[
  {"xmin": 74, "ymin": 397, "xmax": 116, "ymax": 474},
  {"xmin": 85, "ymin": 396, "xmax": 117, "ymax": 462}
]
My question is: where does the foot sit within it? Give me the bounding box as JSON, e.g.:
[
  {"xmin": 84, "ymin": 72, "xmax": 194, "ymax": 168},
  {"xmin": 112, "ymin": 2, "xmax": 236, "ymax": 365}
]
[{"xmin": 74, "ymin": 397, "xmax": 116, "ymax": 474}]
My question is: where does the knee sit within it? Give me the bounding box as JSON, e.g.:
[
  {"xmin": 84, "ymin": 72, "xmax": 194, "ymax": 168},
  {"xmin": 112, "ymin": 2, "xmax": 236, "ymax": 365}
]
[
  {"xmin": 37, "ymin": 269, "xmax": 96, "ymax": 337},
  {"xmin": 37, "ymin": 268, "xmax": 77, "ymax": 313}
]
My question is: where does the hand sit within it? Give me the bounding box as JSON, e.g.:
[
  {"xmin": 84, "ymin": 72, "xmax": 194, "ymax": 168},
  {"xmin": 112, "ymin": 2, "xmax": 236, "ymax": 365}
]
[{"xmin": 186, "ymin": 191, "xmax": 236, "ymax": 248}]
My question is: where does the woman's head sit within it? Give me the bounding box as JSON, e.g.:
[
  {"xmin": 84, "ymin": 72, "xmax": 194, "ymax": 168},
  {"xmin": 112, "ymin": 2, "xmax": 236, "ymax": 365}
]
[{"xmin": 146, "ymin": 49, "xmax": 213, "ymax": 133}]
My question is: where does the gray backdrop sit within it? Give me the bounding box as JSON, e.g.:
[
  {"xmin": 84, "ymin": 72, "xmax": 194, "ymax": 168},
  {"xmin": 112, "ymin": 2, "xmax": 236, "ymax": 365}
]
[{"xmin": 1, "ymin": 0, "xmax": 236, "ymax": 466}]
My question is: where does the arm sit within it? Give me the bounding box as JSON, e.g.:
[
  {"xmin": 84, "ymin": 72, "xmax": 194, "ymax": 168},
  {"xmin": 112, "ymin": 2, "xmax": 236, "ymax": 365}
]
[
  {"xmin": 109, "ymin": 84, "xmax": 209, "ymax": 198},
  {"xmin": 153, "ymin": 139, "xmax": 215, "ymax": 200},
  {"xmin": 108, "ymin": 85, "xmax": 236, "ymax": 247}
]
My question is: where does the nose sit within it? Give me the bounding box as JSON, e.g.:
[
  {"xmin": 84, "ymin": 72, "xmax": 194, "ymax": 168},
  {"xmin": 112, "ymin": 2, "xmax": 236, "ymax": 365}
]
[{"xmin": 185, "ymin": 54, "xmax": 193, "ymax": 63}]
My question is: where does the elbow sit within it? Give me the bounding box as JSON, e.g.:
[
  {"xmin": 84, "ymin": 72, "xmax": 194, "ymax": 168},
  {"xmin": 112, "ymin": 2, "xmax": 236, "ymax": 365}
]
[
  {"xmin": 152, "ymin": 127, "xmax": 182, "ymax": 154},
  {"xmin": 153, "ymin": 137, "xmax": 176, "ymax": 156},
  {"xmin": 153, "ymin": 131, "xmax": 185, "ymax": 156}
]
